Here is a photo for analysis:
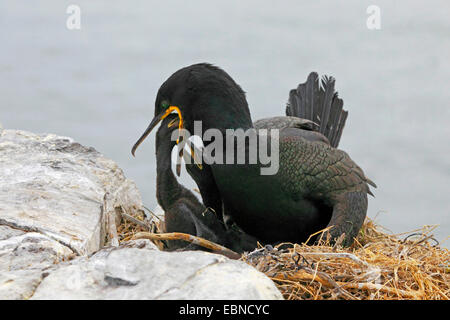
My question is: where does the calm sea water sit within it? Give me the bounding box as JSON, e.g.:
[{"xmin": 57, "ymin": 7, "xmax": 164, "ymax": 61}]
[{"xmin": 1, "ymin": 1, "xmax": 449, "ymax": 244}]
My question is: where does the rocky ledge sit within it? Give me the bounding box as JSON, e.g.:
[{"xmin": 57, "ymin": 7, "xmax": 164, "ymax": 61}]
[{"xmin": 0, "ymin": 128, "xmax": 282, "ymax": 300}]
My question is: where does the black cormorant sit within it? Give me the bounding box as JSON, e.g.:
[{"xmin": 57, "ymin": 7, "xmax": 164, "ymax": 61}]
[{"xmin": 135, "ymin": 64, "xmax": 376, "ymax": 247}]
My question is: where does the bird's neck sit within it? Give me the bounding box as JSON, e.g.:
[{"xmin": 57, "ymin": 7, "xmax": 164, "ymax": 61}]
[{"xmin": 155, "ymin": 142, "xmax": 184, "ymax": 211}]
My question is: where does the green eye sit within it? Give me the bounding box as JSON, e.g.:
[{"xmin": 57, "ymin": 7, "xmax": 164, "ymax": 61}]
[{"xmin": 161, "ymin": 100, "xmax": 169, "ymax": 109}]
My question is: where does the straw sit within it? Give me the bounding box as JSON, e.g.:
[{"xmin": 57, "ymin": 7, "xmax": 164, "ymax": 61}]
[{"xmin": 115, "ymin": 208, "xmax": 449, "ymax": 300}]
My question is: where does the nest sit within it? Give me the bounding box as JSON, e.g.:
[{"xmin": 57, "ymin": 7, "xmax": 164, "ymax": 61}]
[
  {"xmin": 116, "ymin": 209, "xmax": 449, "ymax": 300},
  {"xmin": 116, "ymin": 207, "xmax": 166, "ymax": 250},
  {"xmin": 242, "ymin": 220, "xmax": 449, "ymax": 300}
]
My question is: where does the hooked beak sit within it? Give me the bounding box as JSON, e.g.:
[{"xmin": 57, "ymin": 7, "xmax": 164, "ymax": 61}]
[{"xmin": 131, "ymin": 106, "xmax": 184, "ymax": 156}]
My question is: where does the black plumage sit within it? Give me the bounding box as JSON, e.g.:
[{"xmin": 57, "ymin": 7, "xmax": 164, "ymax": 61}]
[
  {"xmin": 155, "ymin": 114, "xmax": 257, "ymax": 252},
  {"xmin": 135, "ymin": 63, "xmax": 376, "ymax": 247}
]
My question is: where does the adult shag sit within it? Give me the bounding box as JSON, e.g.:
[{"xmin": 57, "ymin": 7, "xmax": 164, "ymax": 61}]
[
  {"xmin": 155, "ymin": 113, "xmax": 258, "ymax": 252},
  {"xmin": 135, "ymin": 63, "xmax": 376, "ymax": 247}
]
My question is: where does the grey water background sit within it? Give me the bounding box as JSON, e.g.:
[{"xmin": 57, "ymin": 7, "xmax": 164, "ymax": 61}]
[{"xmin": 1, "ymin": 1, "xmax": 449, "ymax": 244}]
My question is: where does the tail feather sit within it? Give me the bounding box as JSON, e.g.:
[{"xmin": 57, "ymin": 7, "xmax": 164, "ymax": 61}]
[
  {"xmin": 332, "ymin": 107, "xmax": 348, "ymax": 148},
  {"xmin": 286, "ymin": 72, "xmax": 348, "ymax": 148},
  {"xmin": 319, "ymin": 76, "xmax": 335, "ymax": 136},
  {"xmin": 305, "ymin": 72, "xmax": 317, "ymax": 121},
  {"xmin": 326, "ymin": 93, "xmax": 343, "ymax": 146}
]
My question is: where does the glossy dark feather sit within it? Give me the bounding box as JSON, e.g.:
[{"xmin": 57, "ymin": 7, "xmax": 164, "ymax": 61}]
[{"xmin": 287, "ymin": 72, "xmax": 348, "ymax": 148}]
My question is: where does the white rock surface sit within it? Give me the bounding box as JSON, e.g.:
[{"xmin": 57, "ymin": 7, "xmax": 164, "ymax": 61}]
[
  {"xmin": 0, "ymin": 228, "xmax": 74, "ymax": 299},
  {"xmin": 0, "ymin": 129, "xmax": 282, "ymax": 300},
  {"xmin": 0, "ymin": 129, "xmax": 143, "ymax": 255},
  {"xmin": 32, "ymin": 240, "xmax": 283, "ymax": 300}
]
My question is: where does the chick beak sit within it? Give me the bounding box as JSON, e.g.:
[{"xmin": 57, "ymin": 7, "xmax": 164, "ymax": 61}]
[{"xmin": 176, "ymin": 141, "xmax": 203, "ymax": 177}]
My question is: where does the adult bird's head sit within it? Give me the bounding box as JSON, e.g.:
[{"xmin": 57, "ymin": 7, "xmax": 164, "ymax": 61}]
[{"xmin": 132, "ymin": 63, "xmax": 253, "ymax": 156}]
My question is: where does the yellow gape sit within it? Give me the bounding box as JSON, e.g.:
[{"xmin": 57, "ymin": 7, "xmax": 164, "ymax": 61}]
[{"xmin": 162, "ymin": 106, "xmax": 184, "ymax": 144}]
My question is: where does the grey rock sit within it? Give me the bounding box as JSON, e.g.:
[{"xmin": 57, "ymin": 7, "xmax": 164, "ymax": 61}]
[
  {"xmin": 0, "ymin": 129, "xmax": 144, "ymax": 255},
  {"xmin": 0, "ymin": 225, "xmax": 25, "ymax": 241},
  {"xmin": 0, "ymin": 129, "xmax": 282, "ymax": 300},
  {"xmin": 32, "ymin": 240, "xmax": 283, "ymax": 300},
  {"xmin": 0, "ymin": 231, "xmax": 73, "ymax": 299}
]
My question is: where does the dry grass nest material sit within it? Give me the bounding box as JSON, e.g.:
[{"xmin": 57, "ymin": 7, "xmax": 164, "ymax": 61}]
[{"xmin": 117, "ymin": 209, "xmax": 449, "ymax": 300}]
